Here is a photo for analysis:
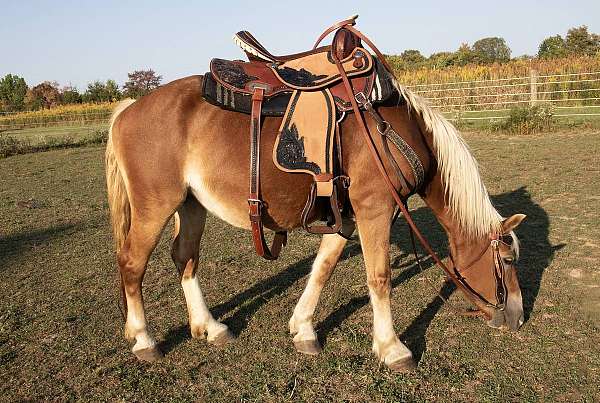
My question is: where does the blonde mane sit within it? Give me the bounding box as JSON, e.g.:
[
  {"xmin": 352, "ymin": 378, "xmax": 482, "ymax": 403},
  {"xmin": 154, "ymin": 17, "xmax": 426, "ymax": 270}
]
[{"xmin": 392, "ymin": 80, "xmax": 503, "ymax": 239}]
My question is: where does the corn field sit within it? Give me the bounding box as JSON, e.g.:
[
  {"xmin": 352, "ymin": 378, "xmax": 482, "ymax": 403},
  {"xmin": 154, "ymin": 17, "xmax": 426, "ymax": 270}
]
[
  {"xmin": 395, "ymin": 55, "xmax": 600, "ymax": 120},
  {"xmin": 0, "ymin": 103, "xmax": 114, "ymax": 131}
]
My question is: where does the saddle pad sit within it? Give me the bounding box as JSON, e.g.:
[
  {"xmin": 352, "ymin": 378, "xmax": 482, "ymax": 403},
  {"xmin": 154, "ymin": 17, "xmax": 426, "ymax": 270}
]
[
  {"xmin": 202, "ymin": 73, "xmax": 292, "ymax": 116},
  {"xmin": 210, "ymin": 59, "xmax": 292, "ymax": 96},
  {"xmin": 273, "ymin": 89, "xmax": 336, "ymax": 195},
  {"xmin": 204, "ymin": 56, "xmax": 395, "ymax": 115},
  {"xmin": 271, "ymin": 47, "xmax": 373, "ymax": 90}
]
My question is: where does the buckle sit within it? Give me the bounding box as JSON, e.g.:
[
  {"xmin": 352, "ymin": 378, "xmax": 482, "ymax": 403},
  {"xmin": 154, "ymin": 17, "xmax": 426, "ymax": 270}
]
[
  {"xmin": 248, "ymin": 82, "xmax": 270, "ymax": 92},
  {"xmin": 355, "ymin": 92, "xmax": 370, "ymax": 106},
  {"xmin": 335, "ymin": 175, "xmax": 351, "ymax": 189},
  {"xmin": 377, "ymin": 122, "xmax": 391, "ymax": 135}
]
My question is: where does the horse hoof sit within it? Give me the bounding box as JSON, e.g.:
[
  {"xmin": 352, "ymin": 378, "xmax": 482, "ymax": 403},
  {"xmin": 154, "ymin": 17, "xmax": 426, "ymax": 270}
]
[
  {"xmin": 386, "ymin": 356, "xmax": 417, "ymax": 372},
  {"xmin": 208, "ymin": 329, "xmax": 235, "ymax": 347},
  {"xmin": 133, "ymin": 346, "xmax": 163, "ymax": 362},
  {"xmin": 190, "ymin": 326, "xmax": 206, "ymax": 339},
  {"xmin": 294, "ymin": 339, "xmax": 322, "ymax": 356}
]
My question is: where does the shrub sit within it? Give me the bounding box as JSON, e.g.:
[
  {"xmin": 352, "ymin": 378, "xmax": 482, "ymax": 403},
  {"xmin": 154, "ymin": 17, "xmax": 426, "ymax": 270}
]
[
  {"xmin": 496, "ymin": 105, "xmax": 554, "ymax": 135},
  {"xmin": 0, "ymin": 135, "xmax": 27, "ymax": 158}
]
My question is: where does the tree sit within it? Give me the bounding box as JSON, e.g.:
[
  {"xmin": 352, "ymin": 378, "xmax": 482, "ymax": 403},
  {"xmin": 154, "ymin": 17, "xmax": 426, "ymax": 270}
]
[
  {"xmin": 428, "ymin": 52, "xmax": 455, "ymax": 69},
  {"xmin": 538, "ymin": 35, "xmax": 567, "ymax": 59},
  {"xmin": 0, "ymin": 74, "xmax": 28, "ymax": 111},
  {"xmin": 83, "ymin": 81, "xmax": 107, "ymax": 103},
  {"xmin": 123, "ymin": 69, "xmax": 162, "ymax": 98},
  {"xmin": 451, "ymin": 43, "xmax": 478, "ymax": 66},
  {"xmin": 472, "ymin": 37, "xmax": 511, "ymax": 63},
  {"xmin": 83, "ymin": 80, "xmax": 122, "ymax": 103},
  {"xmin": 105, "ymin": 79, "xmax": 122, "ymax": 102},
  {"xmin": 61, "ymin": 85, "xmax": 82, "ymax": 104},
  {"xmin": 565, "ymin": 26, "xmax": 600, "ymax": 56},
  {"xmin": 400, "ymin": 49, "xmax": 426, "ymax": 67},
  {"xmin": 28, "ymin": 81, "xmax": 61, "ymax": 109}
]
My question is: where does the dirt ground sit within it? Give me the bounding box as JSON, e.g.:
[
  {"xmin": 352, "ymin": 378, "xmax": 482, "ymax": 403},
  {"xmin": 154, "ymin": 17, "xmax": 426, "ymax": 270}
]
[{"xmin": 1, "ymin": 130, "xmax": 599, "ymax": 401}]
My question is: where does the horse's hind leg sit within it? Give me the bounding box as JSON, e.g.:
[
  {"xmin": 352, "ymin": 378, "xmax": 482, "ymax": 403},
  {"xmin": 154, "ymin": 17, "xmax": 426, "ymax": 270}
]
[
  {"xmin": 171, "ymin": 196, "xmax": 233, "ymax": 345},
  {"xmin": 355, "ymin": 208, "xmax": 417, "ymax": 372},
  {"xmin": 289, "ymin": 233, "xmax": 347, "ymax": 355},
  {"xmin": 119, "ymin": 204, "xmax": 175, "ymax": 362}
]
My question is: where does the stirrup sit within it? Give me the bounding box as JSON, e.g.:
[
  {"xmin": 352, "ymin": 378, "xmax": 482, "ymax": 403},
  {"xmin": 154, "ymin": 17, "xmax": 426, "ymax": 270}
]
[{"xmin": 301, "ymin": 178, "xmax": 347, "ymax": 234}]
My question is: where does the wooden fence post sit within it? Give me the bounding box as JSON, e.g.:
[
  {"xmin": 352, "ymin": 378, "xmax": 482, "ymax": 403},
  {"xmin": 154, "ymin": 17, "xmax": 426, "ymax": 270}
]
[{"xmin": 530, "ymin": 69, "xmax": 538, "ymax": 106}]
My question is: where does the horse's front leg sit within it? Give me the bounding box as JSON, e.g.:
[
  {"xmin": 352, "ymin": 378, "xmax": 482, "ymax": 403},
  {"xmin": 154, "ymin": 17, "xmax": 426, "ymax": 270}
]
[
  {"xmin": 289, "ymin": 233, "xmax": 347, "ymax": 355},
  {"xmin": 355, "ymin": 207, "xmax": 417, "ymax": 372}
]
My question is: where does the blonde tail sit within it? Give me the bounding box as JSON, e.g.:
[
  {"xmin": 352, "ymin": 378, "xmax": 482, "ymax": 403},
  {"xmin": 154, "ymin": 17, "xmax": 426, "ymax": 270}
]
[
  {"xmin": 105, "ymin": 99, "xmax": 136, "ymax": 317},
  {"xmin": 105, "ymin": 99, "xmax": 136, "ymax": 253}
]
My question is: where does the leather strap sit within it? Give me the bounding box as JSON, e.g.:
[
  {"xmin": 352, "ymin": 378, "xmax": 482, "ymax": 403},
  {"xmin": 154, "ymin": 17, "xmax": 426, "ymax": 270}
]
[
  {"xmin": 343, "ymin": 25, "xmax": 395, "ymax": 74},
  {"xmin": 312, "ymin": 15, "xmax": 358, "ymax": 49},
  {"xmin": 364, "ymin": 101, "xmax": 412, "ymax": 194},
  {"xmin": 330, "ymin": 50, "xmax": 493, "ymax": 319},
  {"xmin": 248, "ymin": 87, "xmax": 287, "ymax": 260}
]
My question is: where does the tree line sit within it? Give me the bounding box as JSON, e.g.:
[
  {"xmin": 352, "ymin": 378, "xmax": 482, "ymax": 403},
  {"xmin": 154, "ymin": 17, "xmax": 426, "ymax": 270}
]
[
  {"xmin": 2, "ymin": 26, "xmax": 599, "ymax": 112},
  {"xmin": 389, "ymin": 25, "xmax": 600, "ymax": 71},
  {"xmin": 0, "ymin": 70, "xmax": 162, "ymax": 112}
]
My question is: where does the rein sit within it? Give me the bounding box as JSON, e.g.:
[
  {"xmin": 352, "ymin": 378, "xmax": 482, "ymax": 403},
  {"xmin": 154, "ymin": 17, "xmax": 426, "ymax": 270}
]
[{"xmin": 326, "ymin": 19, "xmax": 508, "ymax": 319}]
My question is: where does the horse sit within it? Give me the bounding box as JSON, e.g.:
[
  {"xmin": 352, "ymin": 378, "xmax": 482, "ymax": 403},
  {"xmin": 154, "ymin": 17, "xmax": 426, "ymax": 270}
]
[{"xmin": 105, "ymin": 74, "xmax": 526, "ymax": 371}]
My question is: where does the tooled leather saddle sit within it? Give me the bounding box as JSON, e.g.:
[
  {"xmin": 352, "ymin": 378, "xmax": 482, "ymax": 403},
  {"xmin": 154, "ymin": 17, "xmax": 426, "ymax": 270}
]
[{"xmin": 202, "ymin": 15, "xmax": 422, "ymax": 260}]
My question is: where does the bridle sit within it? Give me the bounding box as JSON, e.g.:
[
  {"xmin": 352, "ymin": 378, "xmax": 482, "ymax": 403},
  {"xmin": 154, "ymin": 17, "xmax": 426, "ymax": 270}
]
[{"xmin": 449, "ymin": 234, "xmax": 515, "ymax": 311}]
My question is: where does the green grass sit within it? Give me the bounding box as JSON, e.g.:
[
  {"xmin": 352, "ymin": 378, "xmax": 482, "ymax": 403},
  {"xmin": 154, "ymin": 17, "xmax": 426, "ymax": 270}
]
[
  {"xmin": 0, "ymin": 124, "xmax": 108, "ymax": 158},
  {"xmin": 446, "ymin": 106, "xmax": 600, "ymax": 131},
  {"xmin": 1, "ymin": 123, "xmax": 108, "ymax": 143},
  {"xmin": 0, "ymin": 131, "xmax": 599, "ymax": 401}
]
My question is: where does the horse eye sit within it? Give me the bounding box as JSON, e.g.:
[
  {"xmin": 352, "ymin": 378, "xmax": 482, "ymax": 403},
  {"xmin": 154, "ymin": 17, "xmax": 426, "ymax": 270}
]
[{"xmin": 502, "ymin": 257, "xmax": 514, "ymax": 265}]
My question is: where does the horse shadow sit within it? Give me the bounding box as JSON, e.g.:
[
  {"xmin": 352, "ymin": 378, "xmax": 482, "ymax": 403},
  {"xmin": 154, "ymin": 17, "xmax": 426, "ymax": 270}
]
[
  {"xmin": 159, "ymin": 244, "xmax": 364, "ymax": 354},
  {"xmin": 0, "ymin": 222, "xmax": 87, "ymax": 273},
  {"xmin": 492, "ymin": 186, "xmax": 562, "ymax": 319},
  {"xmin": 161, "ymin": 187, "xmax": 557, "ymax": 361},
  {"xmin": 401, "ymin": 186, "xmax": 557, "ymax": 361}
]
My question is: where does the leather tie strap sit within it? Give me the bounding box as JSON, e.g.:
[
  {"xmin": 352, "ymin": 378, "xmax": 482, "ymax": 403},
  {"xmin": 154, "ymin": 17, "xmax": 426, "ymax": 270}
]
[
  {"xmin": 249, "ymin": 87, "xmax": 287, "ymax": 260},
  {"xmin": 312, "ymin": 15, "xmax": 358, "ymax": 49}
]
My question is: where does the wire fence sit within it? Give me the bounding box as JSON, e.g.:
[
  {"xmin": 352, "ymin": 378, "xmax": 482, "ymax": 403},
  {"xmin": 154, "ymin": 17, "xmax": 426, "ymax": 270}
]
[
  {"xmin": 0, "ymin": 108, "xmax": 111, "ymax": 132},
  {"xmin": 406, "ymin": 70, "xmax": 600, "ymax": 121},
  {"xmin": 2, "ymin": 71, "xmax": 600, "ymax": 130}
]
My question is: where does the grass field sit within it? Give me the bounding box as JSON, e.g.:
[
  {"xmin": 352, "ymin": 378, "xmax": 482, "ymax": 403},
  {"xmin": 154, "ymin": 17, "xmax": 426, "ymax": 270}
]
[
  {"xmin": 1, "ymin": 130, "xmax": 599, "ymax": 401},
  {"xmin": 1, "ymin": 124, "xmax": 108, "ymax": 143}
]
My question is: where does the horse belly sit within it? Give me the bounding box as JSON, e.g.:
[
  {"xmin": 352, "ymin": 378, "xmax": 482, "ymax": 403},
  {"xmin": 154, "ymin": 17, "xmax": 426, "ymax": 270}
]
[{"xmin": 186, "ymin": 169, "xmax": 252, "ymax": 230}]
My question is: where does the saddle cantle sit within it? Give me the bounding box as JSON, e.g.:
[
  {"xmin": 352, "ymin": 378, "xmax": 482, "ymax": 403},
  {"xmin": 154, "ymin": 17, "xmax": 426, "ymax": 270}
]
[{"xmin": 201, "ymin": 15, "xmax": 421, "ymax": 260}]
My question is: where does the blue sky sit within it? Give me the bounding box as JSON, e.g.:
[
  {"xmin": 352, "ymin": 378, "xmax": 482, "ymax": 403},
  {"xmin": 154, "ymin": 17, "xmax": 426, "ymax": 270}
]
[{"xmin": 1, "ymin": 0, "xmax": 599, "ymax": 90}]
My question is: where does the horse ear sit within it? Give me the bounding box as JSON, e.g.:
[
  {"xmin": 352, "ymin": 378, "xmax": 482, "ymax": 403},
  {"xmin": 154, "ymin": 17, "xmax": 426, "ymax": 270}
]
[{"xmin": 502, "ymin": 214, "xmax": 526, "ymax": 233}]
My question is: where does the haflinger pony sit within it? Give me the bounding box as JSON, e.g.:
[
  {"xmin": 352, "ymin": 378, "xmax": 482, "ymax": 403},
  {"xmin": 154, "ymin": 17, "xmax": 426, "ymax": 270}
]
[{"xmin": 105, "ymin": 27, "xmax": 526, "ymax": 372}]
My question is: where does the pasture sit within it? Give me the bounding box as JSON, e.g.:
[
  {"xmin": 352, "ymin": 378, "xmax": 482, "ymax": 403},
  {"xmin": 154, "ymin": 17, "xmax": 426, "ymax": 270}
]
[{"xmin": 1, "ymin": 130, "xmax": 599, "ymax": 401}]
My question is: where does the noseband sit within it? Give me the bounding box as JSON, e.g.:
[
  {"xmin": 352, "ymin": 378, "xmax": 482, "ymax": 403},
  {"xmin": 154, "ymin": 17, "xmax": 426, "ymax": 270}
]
[{"xmin": 450, "ymin": 235, "xmax": 513, "ymax": 311}]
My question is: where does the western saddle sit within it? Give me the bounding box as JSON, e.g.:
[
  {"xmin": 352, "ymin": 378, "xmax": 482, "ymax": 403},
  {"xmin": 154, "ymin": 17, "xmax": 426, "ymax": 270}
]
[{"xmin": 202, "ymin": 15, "xmax": 423, "ymax": 260}]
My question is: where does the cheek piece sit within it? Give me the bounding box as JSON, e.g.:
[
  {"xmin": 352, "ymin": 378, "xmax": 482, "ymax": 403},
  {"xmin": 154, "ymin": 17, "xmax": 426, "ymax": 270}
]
[{"xmin": 449, "ymin": 235, "xmax": 513, "ymax": 311}]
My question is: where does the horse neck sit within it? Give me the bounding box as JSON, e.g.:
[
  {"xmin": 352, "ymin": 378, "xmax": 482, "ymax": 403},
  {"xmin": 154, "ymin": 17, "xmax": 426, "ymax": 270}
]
[{"xmin": 419, "ymin": 171, "xmax": 489, "ymax": 266}]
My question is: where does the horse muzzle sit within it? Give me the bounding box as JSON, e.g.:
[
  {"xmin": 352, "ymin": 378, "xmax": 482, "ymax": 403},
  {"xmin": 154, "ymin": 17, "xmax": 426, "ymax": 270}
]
[{"xmin": 486, "ymin": 291, "xmax": 524, "ymax": 330}]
